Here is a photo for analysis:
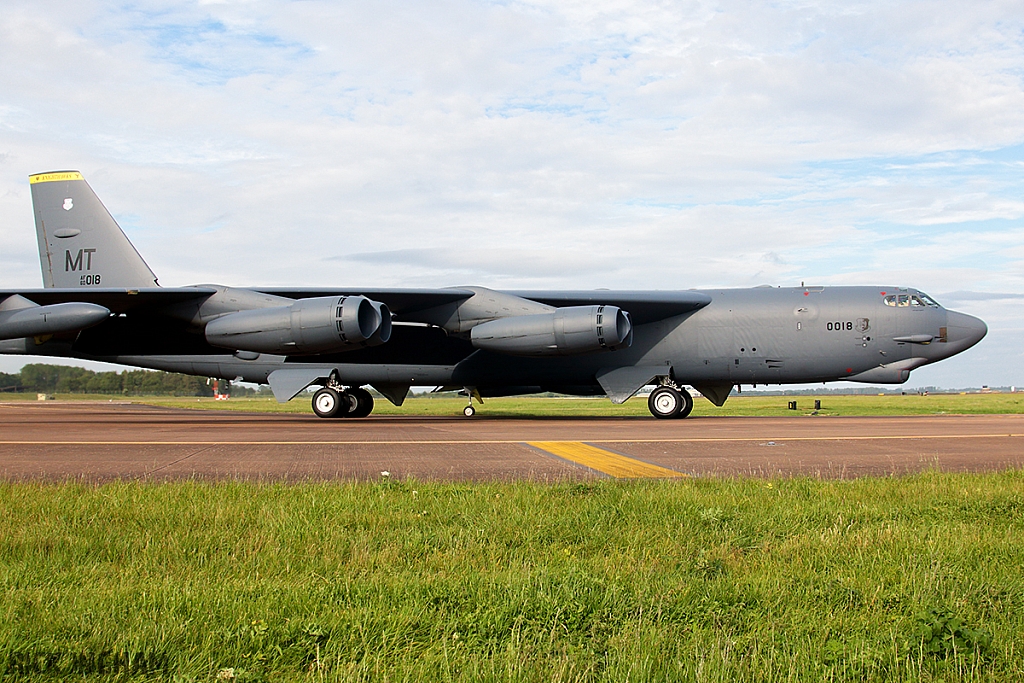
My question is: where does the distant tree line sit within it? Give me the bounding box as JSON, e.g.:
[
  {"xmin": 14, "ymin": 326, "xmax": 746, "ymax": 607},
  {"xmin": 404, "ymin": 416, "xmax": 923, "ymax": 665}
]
[{"xmin": 0, "ymin": 364, "xmax": 261, "ymax": 396}]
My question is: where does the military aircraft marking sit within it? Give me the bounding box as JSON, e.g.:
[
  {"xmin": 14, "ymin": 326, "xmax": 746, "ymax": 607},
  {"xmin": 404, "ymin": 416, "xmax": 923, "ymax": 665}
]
[
  {"xmin": 527, "ymin": 441, "xmax": 686, "ymax": 478},
  {"xmin": 29, "ymin": 171, "xmax": 84, "ymax": 184},
  {"xmin": 5, "ymin": 170, "xmax": 989, "ymax": 419}
]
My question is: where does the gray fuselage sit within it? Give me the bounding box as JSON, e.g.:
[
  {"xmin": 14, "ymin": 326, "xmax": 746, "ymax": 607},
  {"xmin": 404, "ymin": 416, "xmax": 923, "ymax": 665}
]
[{"xmin": 8, "ymin": 285, "xmax": 984, "ymax": 401}]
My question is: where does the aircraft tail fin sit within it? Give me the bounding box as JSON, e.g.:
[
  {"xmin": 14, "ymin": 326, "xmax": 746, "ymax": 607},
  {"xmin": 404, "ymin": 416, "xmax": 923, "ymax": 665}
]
[{"xmin": 30, "ymin": 171, "xmax": 159, "ymax": 289}]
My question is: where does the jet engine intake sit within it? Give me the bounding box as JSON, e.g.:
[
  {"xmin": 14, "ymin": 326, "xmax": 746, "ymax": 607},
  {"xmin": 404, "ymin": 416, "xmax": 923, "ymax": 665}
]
[
  {"xmin": 366, "ymin": 300, "xmax": 392, "ymax": 347},
  {"xmin": 470, "ymin": 305, "xmax": 632, "ymax": 356},
  {"xmin": 205, "ymin": 296, "xmax": 390, "ymax": 355}
]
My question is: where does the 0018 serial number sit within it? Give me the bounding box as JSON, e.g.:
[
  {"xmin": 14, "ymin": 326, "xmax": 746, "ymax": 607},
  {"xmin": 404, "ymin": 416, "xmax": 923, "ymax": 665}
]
[{"xmin": 826, "ymin": 321, "xmax": 854, "ymax": 331}]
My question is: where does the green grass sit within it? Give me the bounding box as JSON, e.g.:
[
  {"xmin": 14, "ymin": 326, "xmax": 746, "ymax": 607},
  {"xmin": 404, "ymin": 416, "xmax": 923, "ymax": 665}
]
[
  {"xmin": 8, "ymin": 390, "xmax": 1024, "ymax": 417},
  {"xmin": 2, "ymin": 472, "xmax": 1023, "ymax": 681},
  {"xmin": 86, "ymin": 391, "xmax": 1024, "ymax": 417}
]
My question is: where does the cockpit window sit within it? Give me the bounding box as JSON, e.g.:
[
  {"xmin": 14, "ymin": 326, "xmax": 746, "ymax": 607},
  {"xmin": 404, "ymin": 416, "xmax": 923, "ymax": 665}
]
[
  {"xmin": 884, "ymin": 294, "xmax": 911, "ymax": 307},
  {"xmin": 884, "ymin": 292, "xmax": 940, "ymax": 308}
]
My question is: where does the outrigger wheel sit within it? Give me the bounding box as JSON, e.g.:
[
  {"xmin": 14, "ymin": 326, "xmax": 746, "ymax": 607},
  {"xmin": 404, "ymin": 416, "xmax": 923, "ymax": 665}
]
[
  {"xmin": 648, "ymin": 385, "xmax": 694, "ymax": 419},
  {"xmin": 462, "ymin": 386, "xmax": 479, "ymax": 417}
]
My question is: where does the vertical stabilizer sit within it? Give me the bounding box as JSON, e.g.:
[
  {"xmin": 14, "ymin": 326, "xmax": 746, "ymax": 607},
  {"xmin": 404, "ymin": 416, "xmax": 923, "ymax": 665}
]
[{"xmin": 30, "ymin": 171, "xmax": 159, "ymax": 288}]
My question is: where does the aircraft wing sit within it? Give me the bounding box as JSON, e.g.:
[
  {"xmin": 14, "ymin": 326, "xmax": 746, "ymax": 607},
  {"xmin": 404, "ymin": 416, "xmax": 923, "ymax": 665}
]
[
  {"xmin": 253, "ymin": 288, "xmax": 475, "ymax": 314},
  {"xmin": 0, "ymin": 287, "xmax": 218, "ymax": 313},
  {"xmin": 506, "ymin": 290, "xmax": 712, "ymax": 324},
  {"xmin": 256, "ymin": 288, "xmax": 711, "ymax": 323},
  {"xmin": 0, "ymin": 287, "xmax": 709, "ymax": 324}
]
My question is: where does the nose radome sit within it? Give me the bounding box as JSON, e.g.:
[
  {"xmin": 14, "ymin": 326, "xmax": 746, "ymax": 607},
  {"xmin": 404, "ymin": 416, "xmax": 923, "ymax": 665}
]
[{"xmin": 945, "ymin": 310, "xmax": 987, "ymax": 352}]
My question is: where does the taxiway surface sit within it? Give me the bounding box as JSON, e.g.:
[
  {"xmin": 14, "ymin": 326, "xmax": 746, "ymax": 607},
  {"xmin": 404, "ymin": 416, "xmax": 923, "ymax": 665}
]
[{"xmin": 0, "ymin": 402, "xmax": 1021, "ymax": 481}]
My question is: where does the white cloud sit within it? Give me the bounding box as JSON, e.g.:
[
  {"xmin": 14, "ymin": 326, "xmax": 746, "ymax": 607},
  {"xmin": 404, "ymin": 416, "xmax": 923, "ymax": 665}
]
[{"xmin": 0, "ymin": 0, "xmax": 1022, "ymax": 386}]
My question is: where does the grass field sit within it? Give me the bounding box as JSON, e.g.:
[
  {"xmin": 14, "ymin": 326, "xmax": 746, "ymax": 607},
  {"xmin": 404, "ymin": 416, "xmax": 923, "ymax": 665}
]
[
  {"xmin": 7, "ymin": 391, "xmax": 1024, "ymax": 417},
  {"xmin": 2, "ymin": 472, "xmax": 1022, "ymax": 682}
]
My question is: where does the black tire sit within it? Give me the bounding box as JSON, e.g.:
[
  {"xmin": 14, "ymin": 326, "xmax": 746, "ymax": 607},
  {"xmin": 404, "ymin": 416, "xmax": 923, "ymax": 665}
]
[
  {"xmin": 675, "ymin": 388, "xmax": 694, "ymax": 419},
  {"xmin": 648, "ymin": 386, "xmax": 682, "ymax": 419},
  {"xmin": 330, "ymin": 391, "xmax": 359, "ymax": 418},
  {"xmin": 312, "ymin": 388, "xmax": 341, "ymax": 418},
  {"xmin": 349, "ymin": 387, "xmax": 374, "ymax": 418},
  {"xmin": 463, "ymin": 405, "xmax": 476, "ymax": 417}
]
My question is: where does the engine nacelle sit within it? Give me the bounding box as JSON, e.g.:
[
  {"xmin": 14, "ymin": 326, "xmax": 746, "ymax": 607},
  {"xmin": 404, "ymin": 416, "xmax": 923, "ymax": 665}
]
[
  {"xmin": 470, "ymin": 305, "xmax": 632, "ymax": 356},
  {"xmin": 205, "ymin": 296, "xmax": 390, "ymax": 355},
  {"xmin": 0, "ymin": 300, "xmax": 110, "ymax": 340}
]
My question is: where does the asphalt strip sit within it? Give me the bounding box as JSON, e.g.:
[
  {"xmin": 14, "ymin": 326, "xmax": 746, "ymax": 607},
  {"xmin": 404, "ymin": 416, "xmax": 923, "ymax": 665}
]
[{"xmin": 0, "ymin": 433, "xmax": 1020, "ymax": 445}]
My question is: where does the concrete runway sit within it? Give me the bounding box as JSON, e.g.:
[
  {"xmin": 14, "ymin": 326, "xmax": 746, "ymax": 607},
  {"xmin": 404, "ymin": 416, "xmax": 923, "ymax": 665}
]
[{"xmin": 0, "ymin": 402, "xmax": 1022, "ymax": 481}]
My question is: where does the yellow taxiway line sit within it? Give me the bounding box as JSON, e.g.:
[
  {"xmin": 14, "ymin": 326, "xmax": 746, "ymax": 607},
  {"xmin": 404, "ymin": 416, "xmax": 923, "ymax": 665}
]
[{"xmin": 527, "ymin": 441, "xmax": 686, "ymax": 478}]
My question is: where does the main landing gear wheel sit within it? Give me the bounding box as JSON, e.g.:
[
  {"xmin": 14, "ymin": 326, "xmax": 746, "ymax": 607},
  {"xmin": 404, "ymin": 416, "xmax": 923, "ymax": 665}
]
[
  {"xmin": 463, "ymin": 405, "xmax": 476, "ymax": 417},
  {"xmin": 349, "ymin": 387, "xmax": 374, "ymax": 418},
  {"xmin": 312, "ymin": 387, "xmax": 341, "ymax": 418},
  {"xmin": 313, "ymin": 386, "xmax": 374, "ymax": 419},
  {"xmin": 676, "ymin": 387, "xmax": 694, "ymax": 419},
  {"xmin": 648, "ymin": 386, "xmax": 693, "ymax": 419},
  {"xmin": 331, "ymin": 391, "xmax": 358, "ymax": 418}
]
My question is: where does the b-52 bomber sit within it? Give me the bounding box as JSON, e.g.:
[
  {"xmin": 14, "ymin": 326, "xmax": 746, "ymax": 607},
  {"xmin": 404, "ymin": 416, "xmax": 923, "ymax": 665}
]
[{"xmin": 0, "ymin": 171, "xmax": 987, "ymax": 418}]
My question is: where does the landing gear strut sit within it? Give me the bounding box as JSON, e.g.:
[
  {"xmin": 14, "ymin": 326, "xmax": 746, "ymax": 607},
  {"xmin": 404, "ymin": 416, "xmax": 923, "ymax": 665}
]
[
  {"xmin": 461, "ymin": 386, "xmax": 480, "ymax": 417},
  {"xmin": 648, "ymin": 385, "xmax": 693, "ymax": 419}
]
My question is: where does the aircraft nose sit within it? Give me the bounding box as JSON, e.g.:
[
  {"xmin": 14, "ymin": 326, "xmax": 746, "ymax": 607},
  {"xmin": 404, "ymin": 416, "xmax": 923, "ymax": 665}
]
[{"xmin": 945, "ymin": 310, "xmax": 987, "ymax": 353}]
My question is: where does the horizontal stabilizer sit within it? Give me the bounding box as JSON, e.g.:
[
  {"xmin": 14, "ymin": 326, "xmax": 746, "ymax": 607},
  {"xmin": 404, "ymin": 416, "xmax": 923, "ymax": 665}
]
[{"xmin": 0, "ymin": 287, "xmax": 217, "ymax": 314}]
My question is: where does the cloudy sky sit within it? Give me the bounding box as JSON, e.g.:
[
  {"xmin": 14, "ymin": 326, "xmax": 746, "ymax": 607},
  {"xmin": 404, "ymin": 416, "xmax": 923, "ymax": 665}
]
[{"xmin": 1, "ymin": 0, "xmax": 1022, "ymax": 387}]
